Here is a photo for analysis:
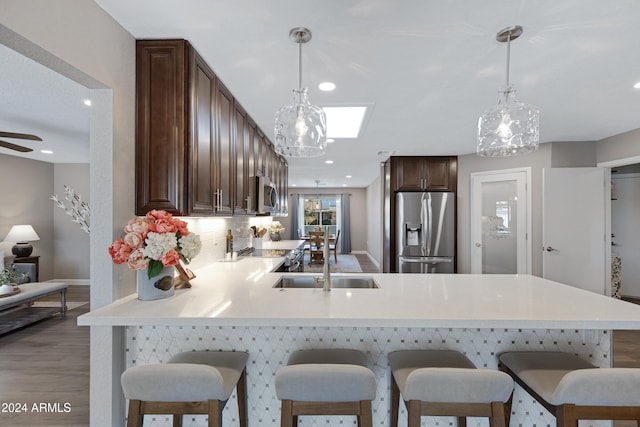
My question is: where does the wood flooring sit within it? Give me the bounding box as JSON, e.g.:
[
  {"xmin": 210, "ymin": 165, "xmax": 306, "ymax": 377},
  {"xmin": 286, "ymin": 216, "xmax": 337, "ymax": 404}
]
[
  {"xmin": 1, "ymin": 270, "xmax": 639, "ymax": 427},
  {"xmin": 0, "ymin": 286, "xmax": 89, "ymax": 427}
]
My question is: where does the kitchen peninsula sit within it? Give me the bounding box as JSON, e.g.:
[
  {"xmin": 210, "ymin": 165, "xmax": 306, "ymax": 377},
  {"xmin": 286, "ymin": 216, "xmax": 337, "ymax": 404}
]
[{"xmin": 79, "ymin": 257, "xmax": 640, "ymax": 427}]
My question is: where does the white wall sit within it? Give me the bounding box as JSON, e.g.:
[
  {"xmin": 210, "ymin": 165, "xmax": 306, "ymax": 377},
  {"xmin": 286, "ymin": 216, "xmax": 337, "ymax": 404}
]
[
  {"xmin": 53, "ymin": 163, "xmax": 90, "ymax": 279},
  {"xmin": 611, "ymin": 174, "xmax": 640, "ymax": 298},
  {"xmin": 0, "ymin": 155, "xmax": 90, "ymax": 281},
  {"xmin": 366, "ymin": 173, "xmax": 382, "ymax": 268},
  {"xmin": 0, "ymin": 154, "xmax": 54, "ymax": 279},
  {"xmin": 597, "ymin": 128, "xmax": 640, "ymax": 163}
]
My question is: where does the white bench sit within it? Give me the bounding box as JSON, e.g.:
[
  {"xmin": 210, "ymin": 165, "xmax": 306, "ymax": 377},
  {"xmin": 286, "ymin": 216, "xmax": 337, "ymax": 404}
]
[{"xmin": 0, "ymin": 282, "xmax": 68, "ymax": 335}]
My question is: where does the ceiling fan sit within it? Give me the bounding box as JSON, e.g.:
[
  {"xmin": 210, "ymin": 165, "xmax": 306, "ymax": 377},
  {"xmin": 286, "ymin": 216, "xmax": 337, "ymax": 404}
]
[{"xmin": 0, "ymin": 131, "xmax": 42, "ymax": 152}]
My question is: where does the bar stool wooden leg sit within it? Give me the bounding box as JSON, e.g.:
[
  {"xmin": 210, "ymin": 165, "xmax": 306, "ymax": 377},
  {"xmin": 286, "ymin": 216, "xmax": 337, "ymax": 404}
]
[
  {"xmin": 407, "ymin": 400, "xmax": 421, "ymax": 427},
  {"xmin": 490, "ymin": 402, "xmax": 506, "ymax": 427},
  {"xmin": 127, "ymin": 400, "xmax": 143, "ymax": 427},
  {"xmin": 237, "ymin": 368, "xmax": 248, "ymax": 427},
  {"xmin": 360, "ymin": 400, "xmax": 373, "ymax": 427},
  {"xmin": 173, "ymin": 413, "xmax": 182, "ymax": 427},
  {"xmin": 503, "ymin": 390, "xmax": 513, "ymax": 427},
  {"xmin": 390, "ymin": 376, "xmax": 400, "ymax": 427},
  {"xmin": 280, "ymin": 400, "xmax": 293, "ymax": 427},
  {"xmin": 457, "ymin": 416, "xmax": 467, "ymax": 427},
  {"xmin": 556, "ymin": 404, "xmax": 578, "ymax": 427},
  {"xmin": 208, "ymin": 399, "xmax": 221, "ymax": 427}
]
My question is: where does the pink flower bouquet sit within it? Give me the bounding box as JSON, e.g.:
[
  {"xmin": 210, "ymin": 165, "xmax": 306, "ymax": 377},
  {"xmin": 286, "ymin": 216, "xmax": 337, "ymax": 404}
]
[{"xmin": 108, "ymin": 210, "xmax": 202, "ymax": 279}]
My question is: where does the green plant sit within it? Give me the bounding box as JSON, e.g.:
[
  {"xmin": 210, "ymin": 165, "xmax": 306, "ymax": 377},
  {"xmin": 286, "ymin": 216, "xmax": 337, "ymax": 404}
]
[{"xmin": 0, "ymin": 266, "xmax": 21, "ymax": 285}]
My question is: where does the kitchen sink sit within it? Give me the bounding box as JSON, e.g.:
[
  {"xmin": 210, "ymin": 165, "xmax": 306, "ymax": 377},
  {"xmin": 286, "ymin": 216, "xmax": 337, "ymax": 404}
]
[{"xmin": 273, "ymin": 275, "xmax": 380, "ymax": 289}]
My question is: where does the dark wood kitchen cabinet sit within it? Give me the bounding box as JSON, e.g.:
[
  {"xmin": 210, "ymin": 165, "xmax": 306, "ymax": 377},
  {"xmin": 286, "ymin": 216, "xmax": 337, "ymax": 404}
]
[
  {"xmin": 391, "ymin": 156, "xmax": 457, "ymax": 192},
  {"xmin": 136, "ymin": 39, "xmax": 286, "ymax": 216},
  {"xmin": 234, "ymin": 102, "xmax": 258, "ymax": 215},
  {"xmin": 189, "ymin": 48, "xmax": 217, "ymax": 215},
  {"xmin": 214, "ymin": 81, "xmax": 234, "ymax": 215},
  {"xmin": 135, "ymin": 39, "xmax": 190, "ymax": 215}
]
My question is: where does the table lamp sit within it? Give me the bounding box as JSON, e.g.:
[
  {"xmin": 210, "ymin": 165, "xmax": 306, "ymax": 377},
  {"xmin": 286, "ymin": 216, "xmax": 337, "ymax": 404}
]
[{"xmin": 4, "ymin": 225, "xmax": 40, "ymax": 257}]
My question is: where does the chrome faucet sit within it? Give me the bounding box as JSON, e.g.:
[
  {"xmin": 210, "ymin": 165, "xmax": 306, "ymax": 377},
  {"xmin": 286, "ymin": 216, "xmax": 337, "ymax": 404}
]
[{"xmin": 314, "ymin": 229, "xmax": 331, "ymax": 292}]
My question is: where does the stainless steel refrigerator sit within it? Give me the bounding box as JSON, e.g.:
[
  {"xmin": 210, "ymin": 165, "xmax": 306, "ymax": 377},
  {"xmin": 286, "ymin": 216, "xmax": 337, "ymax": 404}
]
[{"xmin": 396, "ymin": 192, "xmax": 455, "ymax": 273}]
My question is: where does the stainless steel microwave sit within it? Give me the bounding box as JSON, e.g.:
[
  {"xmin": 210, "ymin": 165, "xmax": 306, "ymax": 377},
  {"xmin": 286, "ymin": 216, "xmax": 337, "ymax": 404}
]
[{"xmin": 256, "ymin": 176, "xmax": 278, "ymax": 214}]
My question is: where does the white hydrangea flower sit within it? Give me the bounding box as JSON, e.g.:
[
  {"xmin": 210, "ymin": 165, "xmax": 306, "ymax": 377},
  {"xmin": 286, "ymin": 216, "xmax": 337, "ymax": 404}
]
[
  {"xmin": 142, "ymin": 232, "xmax": 177, "ymax": 260},
  {"xmin": 179, "ymin": 233, "xmax": 202, "ymax": 260}
]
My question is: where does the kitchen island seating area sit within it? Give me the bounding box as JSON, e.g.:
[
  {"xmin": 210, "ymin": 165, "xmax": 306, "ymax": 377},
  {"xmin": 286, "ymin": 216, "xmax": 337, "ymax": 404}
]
[
  {"xmin": 499, "ymin": 351, "xmax": 640, "ymax": 427},
  {"xmin": 120, "ymin": 350, "xmax": 248, "ymax": 427},
  {"xmin": 275, "ymin": 349, "xmax": 376, "ymax": 427},
  {"xmin": 388, "ymin": 350, "xmax": 514, "ymax": 427},
  {"xmin": 79, "ymin": 266, "xmax": 640, "ymax": 426}
]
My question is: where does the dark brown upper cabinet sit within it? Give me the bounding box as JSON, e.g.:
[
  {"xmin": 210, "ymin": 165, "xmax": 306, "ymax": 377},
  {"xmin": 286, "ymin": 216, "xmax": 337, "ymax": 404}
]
[
  {"xmin": 391, "ymin": 156, "xmax": 457, "ymax": 192},
  {"xmin": 214, "ymin": 81, "xmax": 234, "ymax": 215},
  {"xmin": 135, "ymin": 39, "xmax": 286, "ymax": 216},
  {"xmin": 135, "ymin": 40, "xmax": 189, "ymax": 215}
]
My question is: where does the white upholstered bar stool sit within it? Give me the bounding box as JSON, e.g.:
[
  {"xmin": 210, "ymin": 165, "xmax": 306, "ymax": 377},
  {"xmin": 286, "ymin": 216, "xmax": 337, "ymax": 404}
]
[
  {"xmin": 389, "ymin": 350, "xmax": 514, "ymax": 427},
  {"xmin": 275, "ymin": 349, "xmax": 376, "ymax": 427},
  {"xmin": 499, "ymin": 351, "xmax": 640, "ymax": 426},
  {"xmin": 121, "ymin": 351, "xmax": 248, "ymax": 427}
]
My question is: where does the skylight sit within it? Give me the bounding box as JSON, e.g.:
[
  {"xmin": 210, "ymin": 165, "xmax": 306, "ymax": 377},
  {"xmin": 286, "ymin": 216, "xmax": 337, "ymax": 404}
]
[{"xmin": 322, "ymin": 106, "xmax": 367, "ymax": 139}]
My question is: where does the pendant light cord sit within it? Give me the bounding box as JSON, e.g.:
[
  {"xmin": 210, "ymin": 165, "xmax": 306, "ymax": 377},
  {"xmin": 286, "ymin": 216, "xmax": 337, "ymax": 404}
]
[
  {"xmin": 505, "ymin": 30, "xmax": 511, "ymax": 90},
  {"xmin": 298, "ymin": 38, "xmax": 303, "ymax": 91}
]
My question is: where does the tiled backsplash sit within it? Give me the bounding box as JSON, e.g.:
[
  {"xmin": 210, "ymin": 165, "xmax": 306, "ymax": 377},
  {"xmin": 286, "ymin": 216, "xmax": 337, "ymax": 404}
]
[{"xmin": 183, "ymin": 216, "xmax": 280, "ymax": 270}]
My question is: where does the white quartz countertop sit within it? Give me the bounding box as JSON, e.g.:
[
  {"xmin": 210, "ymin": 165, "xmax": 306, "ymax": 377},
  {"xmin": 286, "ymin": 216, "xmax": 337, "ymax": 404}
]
[{"xmin": 79, "ymin": 253, "xmax": 640, "ymax": 329}]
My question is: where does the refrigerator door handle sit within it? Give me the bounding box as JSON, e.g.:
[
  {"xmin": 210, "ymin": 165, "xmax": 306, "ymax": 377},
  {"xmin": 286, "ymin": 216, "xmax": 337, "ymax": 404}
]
[
  {"xmin": 425, "ymin": 194, "xmax": 433, "ymax": 256},
  {"xmin": 399, "ymin": 257, "xmax": 453, "ymax": 264}
]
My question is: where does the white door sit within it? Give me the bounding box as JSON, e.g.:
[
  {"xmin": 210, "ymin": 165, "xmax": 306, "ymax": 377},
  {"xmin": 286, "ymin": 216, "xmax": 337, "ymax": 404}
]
[
  {"xmin": 542, "ymin": 168, "xmax": 607, "ymax": 294},
  {"xmin": 471, "ymin": 168, "xmax": 531, "ymax": 274}
]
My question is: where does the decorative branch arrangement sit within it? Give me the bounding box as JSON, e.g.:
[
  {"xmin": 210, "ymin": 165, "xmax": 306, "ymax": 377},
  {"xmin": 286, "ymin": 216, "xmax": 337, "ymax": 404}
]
[{"xmin": 51, "ymin": 185, "xmax": 90, "ymax": 234}]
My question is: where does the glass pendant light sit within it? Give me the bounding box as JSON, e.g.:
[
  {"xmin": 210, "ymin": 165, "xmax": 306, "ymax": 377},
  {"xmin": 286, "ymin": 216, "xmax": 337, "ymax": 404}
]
[
  {"xmin": 274, "ymin": 27, "xmax": 327, "ymax": 158},
  {"xmin": 477, "ymin": 25, "xmax": 540, "ymax": 157}
]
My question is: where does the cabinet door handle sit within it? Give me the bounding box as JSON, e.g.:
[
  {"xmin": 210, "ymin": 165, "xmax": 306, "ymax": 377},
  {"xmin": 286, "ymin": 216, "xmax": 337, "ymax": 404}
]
[
  {"xmin": 245, "ymin": 196, "xmax": 251, "ymax": 212},
  {"xmin": 214, "ymin": 189, "xmax": 222, "ymax": 210}
]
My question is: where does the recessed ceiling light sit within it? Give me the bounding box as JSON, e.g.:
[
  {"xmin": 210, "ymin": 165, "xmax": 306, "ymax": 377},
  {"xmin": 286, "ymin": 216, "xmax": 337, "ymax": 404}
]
[
  {"xmin": 318, "ymin": 82, "xmax": 336, "ymax": 91},
  {"xmin": 41, "ymin": 150, "xmax": 54, "ymax": 154},
  {"xmin": 291, "ymin": 184, "xmax": 297, "ymax": 187},
  {"xmin": 342, "ymin": 184, "xmax": 347, "ymax": 187},
  {"xmin": 326, "ymin": 138, "xmax": 335, "ymax": 143},
  {"xmin": 323, "ymin": 106, "xmax": 368, "ymax": 138},
  {"xmin": 346, "ymin": 175, "xmax": 352, "ymax": 179},
  {"xmin": 634, "ymin": 82, "xmax": 640, "ymax": 89},
  {"xmin": 325, "ymin": 160, "xmax": 334, "ymax": 164},
  {"xmin": 83, "ymin": 99, "xmax": 92, "ymax": 106}
]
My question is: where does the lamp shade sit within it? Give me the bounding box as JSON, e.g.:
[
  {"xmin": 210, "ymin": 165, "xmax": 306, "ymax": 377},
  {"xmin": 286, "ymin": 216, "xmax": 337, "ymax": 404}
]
[{"xmin": 4, "ymin": 225, "xmax": 40, "ymax": 243}]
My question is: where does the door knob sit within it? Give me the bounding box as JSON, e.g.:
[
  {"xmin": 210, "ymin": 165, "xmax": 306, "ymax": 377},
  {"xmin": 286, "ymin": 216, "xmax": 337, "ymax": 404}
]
[
  {"xmin": 475, "ymin": 243, "xmax": 481, "ymax": 247},
  {"xmin": 545, "ymin": 246, "xmax": 559, "ymax": 252}
]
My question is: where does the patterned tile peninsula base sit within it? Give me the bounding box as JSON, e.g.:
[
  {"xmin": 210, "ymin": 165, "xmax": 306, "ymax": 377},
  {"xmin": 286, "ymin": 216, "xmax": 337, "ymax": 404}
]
[{"xmin": 126, "ymin": 326, "xmax": 610, "ymax": 427}]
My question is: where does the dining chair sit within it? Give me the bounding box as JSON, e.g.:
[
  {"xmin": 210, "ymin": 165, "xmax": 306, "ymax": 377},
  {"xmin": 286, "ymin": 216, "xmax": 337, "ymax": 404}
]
[
  {"xmin": 308, "ymin": 231, "xmax": 325, "ymax": 265},
  {"xmin": 329, "ymin": 230, "xmax": 341, "ymax": 263}
]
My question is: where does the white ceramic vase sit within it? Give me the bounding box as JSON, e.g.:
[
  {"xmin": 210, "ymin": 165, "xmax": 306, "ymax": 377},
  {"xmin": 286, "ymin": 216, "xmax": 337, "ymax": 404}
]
[
  {"xmin": 253, "ymin": 237, "xmax": 263, "ymax": 249},
  {"xmin": 137, "ymin": 266, "xmax": 175, "ymax": 301}
]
